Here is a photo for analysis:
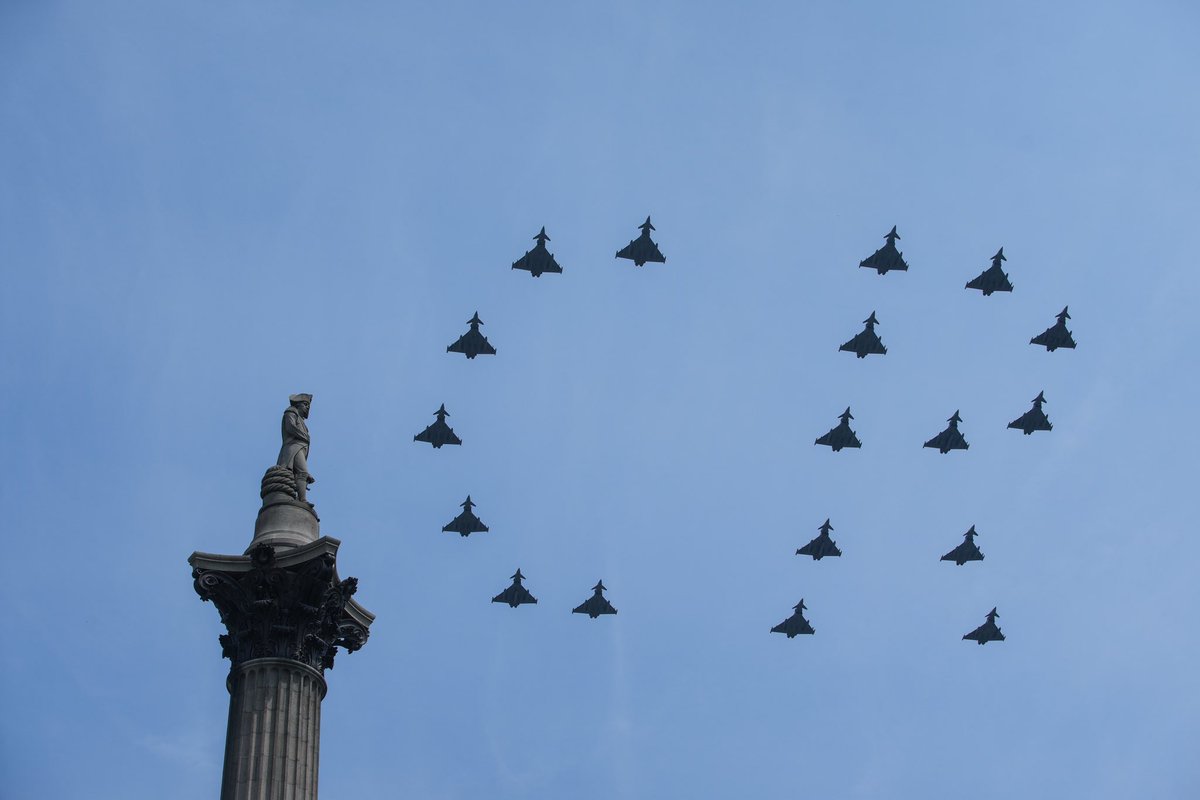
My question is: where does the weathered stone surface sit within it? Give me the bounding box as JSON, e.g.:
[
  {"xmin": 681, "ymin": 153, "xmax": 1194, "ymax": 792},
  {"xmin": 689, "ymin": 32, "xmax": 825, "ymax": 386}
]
[
  {"xmin": 221, "ymin": 658, "xmax": 325, "ymax": 800},
  {"xmin": 252, "ymin": 487, "xmax": 320, "ymax": 552},
  {"xmin": 191, "ymin": 539, "xmax": 372, "ymax": 673}
]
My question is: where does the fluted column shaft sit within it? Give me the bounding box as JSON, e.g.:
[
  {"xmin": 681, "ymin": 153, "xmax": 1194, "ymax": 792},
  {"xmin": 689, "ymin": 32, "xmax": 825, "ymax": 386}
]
[{"xmin": 221, "ymin": 658, "xmax": 328, "ymax": 800}]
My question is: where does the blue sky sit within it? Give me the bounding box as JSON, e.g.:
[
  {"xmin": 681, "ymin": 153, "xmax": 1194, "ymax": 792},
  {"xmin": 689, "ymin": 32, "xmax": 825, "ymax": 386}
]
[{"xmin": 2, "ymin": 2, "xmax": 1199, "ymax": 798}]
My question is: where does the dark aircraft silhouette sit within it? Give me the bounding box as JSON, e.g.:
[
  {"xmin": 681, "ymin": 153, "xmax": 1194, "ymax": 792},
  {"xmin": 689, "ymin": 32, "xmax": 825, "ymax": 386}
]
[
  {"xmin": 492, "ymin": 569, "xmax": 538, "ymax": 607},
  {"xmin": 923, "ymin": 411, "xmax": 970, "ymax": 453},
  {"xmin": 615, "ymin": 216, "xmax": 666, "ymax": 266},
  {"xmin": 963, "ymin": 607, "xmax": 1005, "ymax": 645},
  {"xmin": 573, "ymin": 581, "xmax": 618, "ymax": 618},
  {"xmin": 859, "ymin": 226, "xmax": 909, "ymax": 274},
  {"xmin": 446, "ymin": 312, "xmax": 496, "ymax": 359},
  {"xmin": 839, "ymin": 311, "xmax": 888, "ymax": 358},
  {"xmin": 1008, "ymin": 391, "xmax": 1053, "ymax": 435},
  {"xmin": 442, "ymin": 495, "xmax": 489, "ymax": 537},
  {"xmin": 797, "ymin": 519, "xmax": 842, "ymax": 560},
  {"xmin": 965, "ymin": 248, "xmax": 1014, "ymax": 295},
  {"xmin": 771, "ymin": 599, "xmax": 815, "ymax": 638},
  {"xmin": 512, "ymin": 227, "xmax": 563, "ymax": 277},
  {"xmin": 815, "ymin": 408, "xmax": 862, "ymax": 451},
  {"xmin": 1030, "ymin": 306, "xmax": 1077, "ymax": 351},
  {"xmin": 941, "ymin": 525, "xmax": 984, "ymax": 565},
  {"xmin": 413, "ymin": 404, "xmax": 462, "ymax": 448}
]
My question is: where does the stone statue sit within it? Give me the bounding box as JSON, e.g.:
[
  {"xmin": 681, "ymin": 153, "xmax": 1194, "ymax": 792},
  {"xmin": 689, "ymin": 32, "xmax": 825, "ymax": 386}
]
[{"xmin": 277, "ymin": 393, "xmax": 315, "ymax": 503}]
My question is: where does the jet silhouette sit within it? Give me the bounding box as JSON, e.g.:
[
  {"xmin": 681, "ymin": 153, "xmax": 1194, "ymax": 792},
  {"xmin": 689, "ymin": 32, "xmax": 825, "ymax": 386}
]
[
  {"xmin": 492, "ymin": 569, "xmax": 538, "ymax": 607},
  {"xmin": 615, "ymin": 216, "xmax": 666, "ymax": 266},
  {"xmin": 1030, "ymin": 306, "xmax": 1077, "ymax": 351},
  {"xmin": 446, "ymin": 312, "xmax": 497, "ymax": 359},
  {"xmin": 859, "ymin": 226, "xmax": 909, "ymax": 274},
  {"xmin": 924, "ymin": 411, "xmax": 970, "ymax": 453},
  {"xmin": 965, "ymin": 248, "xmax": 1014, "ymax": 295},
  {"xmin": 512, "ymin": 227, "xmax": 563, "ymax": 277},
  {"xmin": 797, "ymin": 519, "xmax": 842, "ymax": 560},
  {"xmin": 839, "ymin": 311, "xmax": 888, "ymax": 358},
  {"xmin": 413, "ymin": 404, "xmax": 462, "ymax": 448},
  {"xmin": 573, "ymin": 581, "xmax": 618, "ymax": 618},
  {"xmin": 771, "ymin": 599, "xmax": 815, "ymax": 638},
  {"xmin": 963, "ymin": 607, "xmax": 1005, "ymax": 644},
  {"xmin": 1008, "ymin": 391, "xmax": 1053, "ymax": 435},
  {"xmin": 442, "ymin": 495, "xmax": 489, "ymax": 537},
  {"xmin": 815, "ymin": 407, "xmax": 862, "ymax": 451},
  {"xmin": 941, "ymin": 525, "xmax": 984, "ymax": 565}
]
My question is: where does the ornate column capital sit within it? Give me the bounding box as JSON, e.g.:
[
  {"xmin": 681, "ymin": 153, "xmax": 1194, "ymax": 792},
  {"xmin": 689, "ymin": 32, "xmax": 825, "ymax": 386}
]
[{"xmin": 190, "ymin": 537, "xmax": 373, "ymax": 674}]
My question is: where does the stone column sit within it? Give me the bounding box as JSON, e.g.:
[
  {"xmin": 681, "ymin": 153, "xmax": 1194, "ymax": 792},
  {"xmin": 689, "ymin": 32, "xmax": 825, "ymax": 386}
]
[
  {"xmin": 221, "ymin": 659, "xmax": 326, "ymax": 799},
  {"xmin": 191, "ymin": 469, "xmax": 373, "ymax": 800}
]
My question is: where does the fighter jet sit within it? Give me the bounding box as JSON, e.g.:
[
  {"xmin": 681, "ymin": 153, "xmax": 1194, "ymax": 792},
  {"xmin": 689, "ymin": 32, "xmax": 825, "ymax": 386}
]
[
  {"xmin": 1030, "ymin": 306, "xmax": 1076, "ymax": 351},
  {"xmin": 771, "ymin": 599, "xmax": 815, "ymax": 638},
  {"xmin": 965, "ymin": 248, "xmax": 1014, "ymax": 295},
  {"xmin": 446, "ymin": 312, "xmax": 496, "ymax": 359},
  {"xmin": 839, "ymin": 312, "xmax": 888, "ymax": 358},
  {"xmin": 572, "ymin": 580, "xmax": 618, "ymax": 618},
  {"xmin": 923, "ymin": 411, "xmax": 970, "ymax": 454},
  {"xmin": 615, "ymin": 216, "xmax": 666, "ymax": 266},
  {"xmin": 511, "ymin": 227, "xmax": 563, "ymax": 277},
  {"xmin": 1008, "ymin": 391, "xmax": 1053, "ymax": 435},
  {"xmin": 941, "ymin": 525, "xmax": 984, "ymax": 565},
  {"xmin": 796, "ymin": 519, "xmax": 842, "ymax": 560},
  {"xmin": 859, "ymin": 226, "xmax": 909, "ymax": 274},
  {"xmin": 962, "ymin": 607, "xmax": 1005, "ymax": 645},
  {"xmin": 815, "ymin": 408, "xmax": 862, "ymax": 452},
  {"xmin": 442, "ymin": 495, "xmax": 488, "ymax": 537},
  {"xmin": 413, "ymin": 404, "xmax": 462, "ymax": 448},
  {"xmin": 492, "ymin": 569, "xmax": 538, "ymax": 608}
]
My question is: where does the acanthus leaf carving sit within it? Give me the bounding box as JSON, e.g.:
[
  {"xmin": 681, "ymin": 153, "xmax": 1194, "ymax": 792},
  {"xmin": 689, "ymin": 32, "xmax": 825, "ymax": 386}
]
[{"xmin": 192, "ymin": 548, "xmax": 368, "ymax": 672}]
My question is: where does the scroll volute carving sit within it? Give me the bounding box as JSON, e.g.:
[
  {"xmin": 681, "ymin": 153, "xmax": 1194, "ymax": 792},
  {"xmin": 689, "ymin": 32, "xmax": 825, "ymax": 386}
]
[{"xmin": 193, "ymin": 544, "xmax": 368, "ymax": 672}]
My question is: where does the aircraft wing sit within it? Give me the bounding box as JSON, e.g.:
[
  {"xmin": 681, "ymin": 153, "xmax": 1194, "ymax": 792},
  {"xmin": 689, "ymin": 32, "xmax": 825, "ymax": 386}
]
[
  {"xmin": 797, "ymin": 537, "xmax": 841, "ymax": 559},
  {"xmin": 924, "ymin": 431, "xmax": 968, "ymax": 452},
  {"xmin": 814, "ymin": 431, "xmax": 836, "ymax": 447},
  {"xmin": 493, "ymin": 586, "xmax": 537, "ymax": 606},
  {"xmin": 839, "ymin": 332, "xmax": 886, "ymax": 356},
  {"xmin": 771, "ymin": 616, "xmax": 814, "ymax": 637},
  {"xmin": 449, "ymin": 331, "xmax": 495, "ymax": 357},
  {"xmin": 963, "ymin": 624, "xmax": 1003, "ymax": 643},
  {"xmin": 513, "ymin": 250, "xmax": 562, "ymax": 275},
  {"xmin": 415, "ymin": 423, "xmax": 461, "ymax": 447},
  {"xmin": 1031, "ymin": 328, "xmax": 1076, "ymax": 350},
  {"xmin": 816, "ymin": 429, "xmax": 861, "ymax": 450},
  {"xmin": 859, "ymin": 247, "xmax": 908, "ymax": 273},
  {"xmin": 616, "ymin": 238, "xmax": 666, "ymax": 266},
  {"xmin": 1008, "ymin": 410, "xmax": 1052, "ymax": 433},
  {"xmin": 573, "ymin": 597, "xmax": 617, "ymax": 617},
  {"xmin": 443, "ymin": 514, "xmax": 488, "ymax": 535}
]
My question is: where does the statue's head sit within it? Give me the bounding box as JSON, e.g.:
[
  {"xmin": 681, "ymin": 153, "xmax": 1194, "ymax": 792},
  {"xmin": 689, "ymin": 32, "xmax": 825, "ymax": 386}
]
[{"xmin": 289, "ymin": 393, "xmax": 313, "ymax": 418}]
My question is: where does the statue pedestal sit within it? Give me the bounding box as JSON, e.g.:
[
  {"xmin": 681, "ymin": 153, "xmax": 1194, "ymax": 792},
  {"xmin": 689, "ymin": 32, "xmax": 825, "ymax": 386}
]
[{"xmin": 251, "ymin": 493, "xmax": 320, "ymax": 553}]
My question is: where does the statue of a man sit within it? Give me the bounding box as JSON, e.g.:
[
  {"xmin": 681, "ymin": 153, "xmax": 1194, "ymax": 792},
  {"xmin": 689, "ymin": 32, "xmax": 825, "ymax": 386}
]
[{"xmin": 277, "ymin": 393, "xmax": 315, "ymax": 503}]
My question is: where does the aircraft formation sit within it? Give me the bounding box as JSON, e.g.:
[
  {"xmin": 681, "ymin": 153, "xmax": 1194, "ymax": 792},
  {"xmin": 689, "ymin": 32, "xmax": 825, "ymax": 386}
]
[{"xmin": 408, "ymin": 220, "xmax": 1079, "ymax": 641}]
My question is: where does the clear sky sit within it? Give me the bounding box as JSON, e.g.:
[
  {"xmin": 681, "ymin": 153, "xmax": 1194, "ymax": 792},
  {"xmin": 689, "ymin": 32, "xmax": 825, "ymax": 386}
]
[{"xmin": 3, "ymin": 2, "xmax": 1199, "ymax": 798}]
